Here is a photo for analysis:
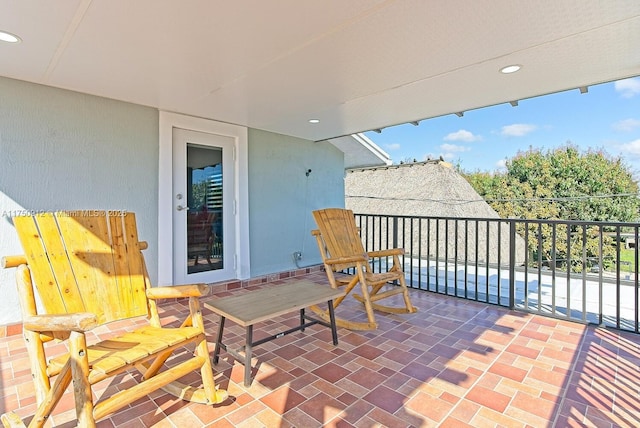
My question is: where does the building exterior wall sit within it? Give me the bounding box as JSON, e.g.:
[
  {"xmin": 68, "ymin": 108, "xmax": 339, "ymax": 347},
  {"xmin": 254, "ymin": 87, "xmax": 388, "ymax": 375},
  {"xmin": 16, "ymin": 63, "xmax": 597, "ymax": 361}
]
[
  {"xmin": 0, "ymin": 77, "xmax": 159, "ymax": 325},
  {"xmin": 247, "ymin": 129, "xmax": 345, "ymax": 276},
  {"xmin": 0, "ymin": 78, "xmax": 348, "ymax": 326}
]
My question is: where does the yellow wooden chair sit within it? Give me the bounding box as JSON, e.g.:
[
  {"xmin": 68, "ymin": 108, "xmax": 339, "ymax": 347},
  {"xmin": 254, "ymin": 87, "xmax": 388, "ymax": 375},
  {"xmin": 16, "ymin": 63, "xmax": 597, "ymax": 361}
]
[
  {"xmin": 1, "ymin": 211, "xmax": 227, "ymax": 428},
  {"xmin": 311, "ymin": 208, "xmax": 417, "ymax": 330}
]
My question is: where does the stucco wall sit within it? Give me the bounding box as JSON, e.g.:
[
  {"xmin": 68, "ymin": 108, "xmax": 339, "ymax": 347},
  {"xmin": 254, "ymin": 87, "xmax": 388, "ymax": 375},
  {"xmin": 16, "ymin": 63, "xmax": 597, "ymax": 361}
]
[
  {"xmin": 248, "ymin": 129, "xmax": 345, "ymax": 276},
  {"xmin": 0, "ymin": 77, "xmax": 159, "ymax": 325}
]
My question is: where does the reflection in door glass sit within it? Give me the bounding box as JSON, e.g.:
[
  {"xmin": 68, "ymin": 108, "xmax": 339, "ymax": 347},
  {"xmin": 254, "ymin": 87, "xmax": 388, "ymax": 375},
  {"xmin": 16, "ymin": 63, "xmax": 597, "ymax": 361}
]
[{"xmin": 186, "ymin": 144, "xmax": 223, "ymax": 274}]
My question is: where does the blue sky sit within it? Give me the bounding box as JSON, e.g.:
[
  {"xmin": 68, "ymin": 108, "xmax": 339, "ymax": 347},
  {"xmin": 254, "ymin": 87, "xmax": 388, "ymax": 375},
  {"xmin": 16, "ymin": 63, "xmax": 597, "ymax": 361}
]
[{"xmin": 365, "ymin": 77, "xmax": 640, "ymax": 176}]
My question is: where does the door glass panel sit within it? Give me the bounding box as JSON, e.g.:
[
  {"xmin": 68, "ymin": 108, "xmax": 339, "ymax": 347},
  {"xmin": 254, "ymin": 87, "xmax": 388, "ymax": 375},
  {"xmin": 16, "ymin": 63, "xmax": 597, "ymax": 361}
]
[{"xmin": 186, "ymin": 144, "xmax": 223, "ymax": 274}]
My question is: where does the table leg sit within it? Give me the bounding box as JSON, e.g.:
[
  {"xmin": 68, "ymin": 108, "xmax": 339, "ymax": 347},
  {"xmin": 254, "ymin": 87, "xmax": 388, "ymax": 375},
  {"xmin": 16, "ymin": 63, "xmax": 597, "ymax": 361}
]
[
  {"xmin": 327, "ymin": 299, "xmax": 338, "ymax": 345},
  {"xmin": 300, "ymin": 308, "xmax": 305, "ymax": 332},
  {"xmin": 213, "ymin": 316, "xmax": 226, "ymax": 365},
  {"xmin": 244, "ymin": 325, "xmax": 253, "ymax": 387}
]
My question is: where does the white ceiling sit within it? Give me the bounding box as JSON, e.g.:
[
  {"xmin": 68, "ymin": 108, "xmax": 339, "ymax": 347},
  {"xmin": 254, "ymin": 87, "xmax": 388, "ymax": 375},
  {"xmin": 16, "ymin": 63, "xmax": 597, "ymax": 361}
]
[{"xmin": 1, "ymin": 0, "xmax": 639, "ymax": 142}]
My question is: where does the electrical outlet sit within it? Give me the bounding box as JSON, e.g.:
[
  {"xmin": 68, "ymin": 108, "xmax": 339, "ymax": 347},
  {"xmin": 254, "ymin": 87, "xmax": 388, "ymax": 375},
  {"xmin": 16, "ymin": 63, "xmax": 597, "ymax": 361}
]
[{"xmin": 293, "ymin": 251, "xmax": 302, "ymax": 260}]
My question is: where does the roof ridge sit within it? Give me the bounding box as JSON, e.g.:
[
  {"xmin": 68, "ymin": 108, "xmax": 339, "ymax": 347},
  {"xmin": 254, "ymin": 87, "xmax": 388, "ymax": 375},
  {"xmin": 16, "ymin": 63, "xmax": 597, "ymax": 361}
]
[{"xmin": 346, "ymin": 159, "xmax": 451, "ymax": 173}]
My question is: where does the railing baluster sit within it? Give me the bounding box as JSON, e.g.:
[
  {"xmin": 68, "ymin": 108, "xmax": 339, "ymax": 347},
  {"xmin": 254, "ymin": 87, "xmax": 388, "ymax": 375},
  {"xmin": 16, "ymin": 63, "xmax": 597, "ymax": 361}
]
[
  {"xmin": 417, "ymin": 217, "xmax": 422, "ymax": 290},
  {"xmin": 409, "ymin": 217, "xmax": 414, "ymax": 287},
  {"xmin": 523, "ymin": 221, "xmax": 529, "ymax": 310},
  {"xmin": 497, "ymin": 220, "xmax": 502, "ymax": 305},
  {"xmin": 633, "ymin": 226, "xmax": 640, "ymax": 333},
  {"xmin": 435, "ymin": 218, "xmax": 440, "ymax": 292},
  {"xmin": 485, "ymin": 220, "xmax": 490, "ymax": 303},
  {"xmin": 473, "ymin": 220, "xmax": 480, "ymax": 300},
  {"xmin": 566, "ymin": 224, "xmax": 571, "ymax": 321},
  {"xmin": 464, "ymin": 220, "xmax": 469, "ymax": 299},
  {"xmin": 426, "ymin": 218, "xmax": 431, "ymax": 291},
  {"xmin": 445, "ymin": 219, "xmax": 449, "ymax": 295},
  {"xmin": 509, "ymin": 220, "xmax": 516, "ymax": 309},
  {"xmin": 538, "ymin": 222, "xmax": 543, "ymax": 315},
  {"xmin": 599, "ymin": 224, "xmax": 604, "ymax": 326},
  {"xmin": 552, "ymin": 223, "xmax": 557, "ymax": 316},
  {"xmin": 616, "ymin": 226, "xmax": 621, "ymax": 329},
  {"xmin": 581, "ymin": 225, "xmax": 587, "ymax": 323},
  {"xmin": 454, "ymin": 220, "xmax": 459, "ymax": 297}
]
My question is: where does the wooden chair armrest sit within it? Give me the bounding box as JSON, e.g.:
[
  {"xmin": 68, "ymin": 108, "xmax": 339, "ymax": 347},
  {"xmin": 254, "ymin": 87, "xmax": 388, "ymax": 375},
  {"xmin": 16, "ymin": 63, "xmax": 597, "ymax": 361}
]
[
  {"xmin": 23, "ymin": 313, "xmax": 98, "ymax": 332},
  {"xmin": 146, "ymin": 284, "xmax": 209, "ymax": 300},
  {"xmin": 367, "ymin": 248, "xmax": 405, "ymax": 258},
  {"xmin": 1, "ymin": 255, "xmax": 28, "ymax": 269},
  {"xmin": 325, "ymin": 254, "xmax": 368, "ymax": 265}
]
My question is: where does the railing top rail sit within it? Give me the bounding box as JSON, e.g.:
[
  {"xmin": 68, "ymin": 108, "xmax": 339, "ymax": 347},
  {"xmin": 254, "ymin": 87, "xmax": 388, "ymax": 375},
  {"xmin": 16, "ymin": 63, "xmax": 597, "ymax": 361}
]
[{"xmin": 353, "ymin": 213, "xmax": 640, "ymax": 228}]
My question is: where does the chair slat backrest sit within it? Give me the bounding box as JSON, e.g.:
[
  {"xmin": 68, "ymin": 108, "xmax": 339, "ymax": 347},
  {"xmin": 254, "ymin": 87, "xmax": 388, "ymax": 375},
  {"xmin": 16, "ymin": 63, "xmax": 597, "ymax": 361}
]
[
  {"xmin": 14, "ymin": 211, "xmax": 149, "ymax": 324},
  {"xmin": 312, "ymin": 208, "xmax": 367, "ymax": 271}
]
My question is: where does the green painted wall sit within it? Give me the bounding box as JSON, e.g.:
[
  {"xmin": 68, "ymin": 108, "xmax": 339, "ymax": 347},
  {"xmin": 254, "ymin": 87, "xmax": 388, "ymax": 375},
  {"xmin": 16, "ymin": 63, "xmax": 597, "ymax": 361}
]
[
  {"xmin": 0, "ymin": 77, "xmax": 159, "ymax": 324},
  {"xmin": 248, "ymin": 129, "xmax": 345, "ymax": 276}
]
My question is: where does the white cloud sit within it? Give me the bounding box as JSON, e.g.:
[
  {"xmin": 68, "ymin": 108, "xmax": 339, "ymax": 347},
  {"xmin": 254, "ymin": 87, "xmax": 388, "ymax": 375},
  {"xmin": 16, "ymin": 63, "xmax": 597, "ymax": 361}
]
[
  {"xmin": 385, "ymin": 143, "xmax": 401, "ymax": 151},
  {"xmin": 500, "ymin": 124, "xmax": 537, "ymax": 137},
  {"xmin": 440, "ymin": 143, "xmax": 470, "ymax": 153},
  {"xmin": 443, "ymin": 129, "xmax": 481, "ymax": 142},
  {"xmin": 617, "ymin": 139, "xmax": 640, "ymax": 156},
  {"xmin": 614, "ymin": 78, "xmax": 640, "ymax": 98},
  {"xmin": 612, "ymin": 118, "xmax": 640, "ymax": 132},
  {"xmin": 495, "ymin": 158, "xmax": 507, "ymax": 170}
]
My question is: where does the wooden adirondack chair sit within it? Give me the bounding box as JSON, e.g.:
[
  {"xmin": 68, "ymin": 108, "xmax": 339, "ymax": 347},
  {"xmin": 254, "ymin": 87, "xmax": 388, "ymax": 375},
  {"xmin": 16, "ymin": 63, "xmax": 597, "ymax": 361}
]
[
  {"xmin": 311, "ymin": 208, "xmax": 417, "ymax": 330},
  {"xmin": 1, "ymin": 211, "xmax": 228, "ymax": 428}
]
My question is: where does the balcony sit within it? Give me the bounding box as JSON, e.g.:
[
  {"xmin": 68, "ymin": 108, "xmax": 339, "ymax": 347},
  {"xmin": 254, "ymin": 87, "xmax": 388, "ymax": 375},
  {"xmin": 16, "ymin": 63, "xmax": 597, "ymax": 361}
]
[{"xmin": 1, "ymin": 265, "xmax": 639, "ymax": 426}]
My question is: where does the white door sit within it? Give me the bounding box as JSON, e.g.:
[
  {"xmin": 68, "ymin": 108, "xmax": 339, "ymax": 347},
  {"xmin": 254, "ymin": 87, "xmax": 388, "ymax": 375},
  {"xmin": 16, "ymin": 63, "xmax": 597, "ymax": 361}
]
[{"xmin": 172, "ymin": 128, "xmax": 236, "ymax": 283}]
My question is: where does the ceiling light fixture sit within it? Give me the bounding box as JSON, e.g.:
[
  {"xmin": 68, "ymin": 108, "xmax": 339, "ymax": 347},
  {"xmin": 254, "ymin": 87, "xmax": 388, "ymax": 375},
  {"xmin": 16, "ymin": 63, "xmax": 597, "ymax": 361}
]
[
  {"xmin": 308, "ymin": 119, "xmax": 320, "ymax": 123},
  {"xmin": 0, "ymin": 30, "xmax": 21, "ymax": 43},
  {"xmin": 373, "ymin": 129, "xmax": 382, "ymax": 133},
  {"xmin": 410, "ymin": 121, "xmax": 419, "ymax": 126},
  {"xmin": 579, "ymin": 86, "xmax": 588, "ymax": 94},
  {"xmin": 455, "ymin": 112, "xmax": 464, "ymax": 117},
  {"xmin": 500, "ymin": 64, "xmax": 521, "ymax": 74},
  {"xmin": 510, "ymin": 101, "xmax": 519, "ymax": 107}
]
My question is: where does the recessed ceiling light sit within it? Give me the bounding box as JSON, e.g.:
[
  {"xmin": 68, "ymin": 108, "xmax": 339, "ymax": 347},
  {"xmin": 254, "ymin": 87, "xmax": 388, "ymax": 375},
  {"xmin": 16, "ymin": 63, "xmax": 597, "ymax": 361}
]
[
  {"xmin": 308, "ymin": 119, "xmax": 320, "ymax": 124},
  {"xmin": 0, "ymin": 31, "xmax": 21, "ymax": 43},
  {"xmin": 500, "ymin": 65, "xmax": 521, "ymax": 74}
]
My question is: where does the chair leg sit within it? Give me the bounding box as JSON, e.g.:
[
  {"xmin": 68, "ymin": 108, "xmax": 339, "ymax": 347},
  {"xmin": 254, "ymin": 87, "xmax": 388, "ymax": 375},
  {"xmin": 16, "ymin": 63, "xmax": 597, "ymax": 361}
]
[
  {"xmin": 309, "ymin": 272, "xmax": 379, "ymax": 330},
  {"xmin": 69, "ymin": 331, "xmax": 96, "ymax": 428},
  {"xmin": 394, "ymin": 257, "xmax": 417, "ymax": 313},
  {"xmin": 28, "ymin": 360, "xmax": 73, "ymax": 428},
  {"xmin": 23, "ymin": 331, "xmax": 50, "ymax": 406},
  {"xmin": 196, "ymin": 338, "xmax": 228, "ymax": 403},
  {"xmin": 190, "ymin": 298, "xmax": 228, "ymax": 404},
  {"xmin": 357, "ymin": 269, "xmax": 377, "ymax": 327}
]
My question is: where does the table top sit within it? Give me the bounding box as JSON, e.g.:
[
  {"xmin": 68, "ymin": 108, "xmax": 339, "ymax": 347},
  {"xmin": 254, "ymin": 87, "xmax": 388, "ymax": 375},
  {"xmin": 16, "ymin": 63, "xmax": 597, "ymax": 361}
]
[{"xmin": 203, "ymin": 280, "xmax": 343, "ymax": 327}]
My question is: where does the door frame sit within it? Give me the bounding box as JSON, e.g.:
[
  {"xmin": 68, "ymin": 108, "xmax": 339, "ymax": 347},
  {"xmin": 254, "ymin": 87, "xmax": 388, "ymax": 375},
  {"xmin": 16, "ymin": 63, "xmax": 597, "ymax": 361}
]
[{"xmin": 158, "ymin": 111, "xmax": 250, "ymax": 285}]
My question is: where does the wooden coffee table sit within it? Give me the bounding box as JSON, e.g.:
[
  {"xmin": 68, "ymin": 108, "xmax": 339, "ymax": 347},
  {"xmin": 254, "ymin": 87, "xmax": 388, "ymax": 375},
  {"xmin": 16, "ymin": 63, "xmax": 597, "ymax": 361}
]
[{"xmin": 204, "ymin": 280, "xmax": 343, "ymax": 386}]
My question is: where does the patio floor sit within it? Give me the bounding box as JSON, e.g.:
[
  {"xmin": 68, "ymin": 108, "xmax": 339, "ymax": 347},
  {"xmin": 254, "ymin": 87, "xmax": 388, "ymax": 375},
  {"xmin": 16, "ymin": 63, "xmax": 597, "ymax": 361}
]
[{"xmin": 1, "ymin": 271, "xmax": 639, "ymax": 427}]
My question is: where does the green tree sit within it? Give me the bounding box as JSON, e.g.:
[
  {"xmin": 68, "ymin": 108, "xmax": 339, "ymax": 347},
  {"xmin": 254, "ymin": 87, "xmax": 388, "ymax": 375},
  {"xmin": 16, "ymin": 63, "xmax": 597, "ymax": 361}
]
[{"xmin": 464, "ymin": 145, "xmax": 640, "ymax": 272}]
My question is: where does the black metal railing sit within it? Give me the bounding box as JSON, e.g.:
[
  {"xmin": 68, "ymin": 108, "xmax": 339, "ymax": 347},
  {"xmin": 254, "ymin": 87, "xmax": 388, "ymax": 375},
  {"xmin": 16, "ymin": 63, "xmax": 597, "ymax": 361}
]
[{"xmin": 353, "ymin": 213, "xmax": 640, "ymax": 333}]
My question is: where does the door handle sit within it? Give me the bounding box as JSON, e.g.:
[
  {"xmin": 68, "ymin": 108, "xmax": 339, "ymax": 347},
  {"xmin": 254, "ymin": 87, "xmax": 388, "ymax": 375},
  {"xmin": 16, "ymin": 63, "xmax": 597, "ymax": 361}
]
[{"xmin": 177, "ymin": 205, "xmax": 189, "ymax": 211}]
